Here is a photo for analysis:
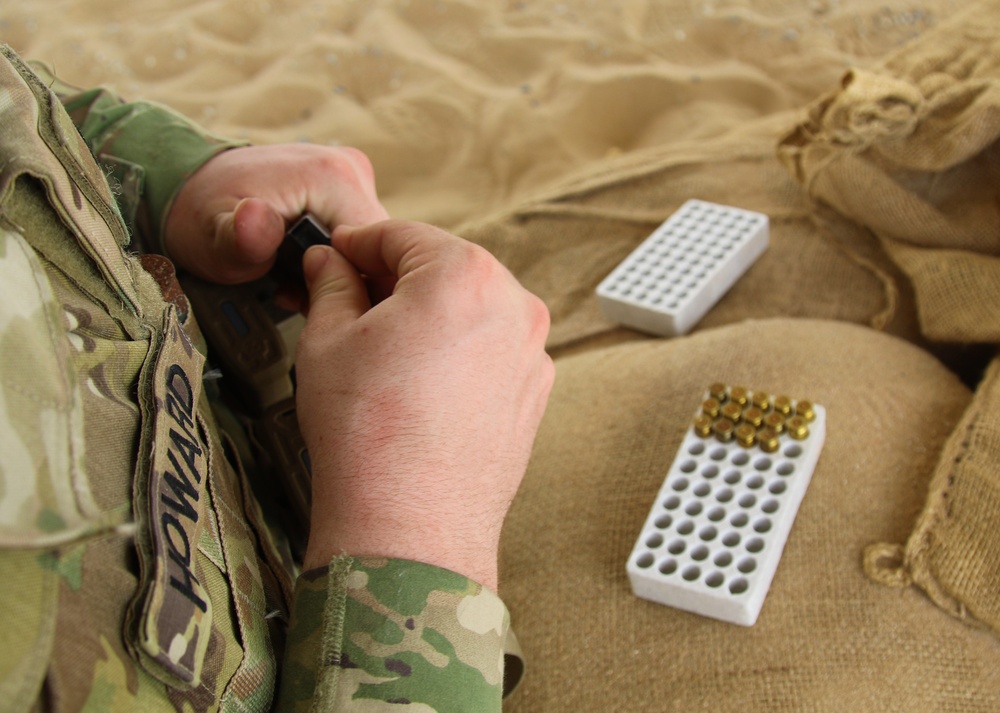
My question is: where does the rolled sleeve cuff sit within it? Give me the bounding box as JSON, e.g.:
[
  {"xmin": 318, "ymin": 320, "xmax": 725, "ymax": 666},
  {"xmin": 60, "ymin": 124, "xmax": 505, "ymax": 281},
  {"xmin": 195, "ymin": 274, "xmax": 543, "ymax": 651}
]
[{"xmin": 278, "ymin": 556, "xmax": 522, "ymax": 712}]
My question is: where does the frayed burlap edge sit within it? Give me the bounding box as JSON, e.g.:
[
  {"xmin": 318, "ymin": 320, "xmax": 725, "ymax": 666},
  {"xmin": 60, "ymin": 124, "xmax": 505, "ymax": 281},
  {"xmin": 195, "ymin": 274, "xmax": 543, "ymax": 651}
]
[{"xmin": 865, "ymin": 354, "xmax": 1000, "ymax": 638}]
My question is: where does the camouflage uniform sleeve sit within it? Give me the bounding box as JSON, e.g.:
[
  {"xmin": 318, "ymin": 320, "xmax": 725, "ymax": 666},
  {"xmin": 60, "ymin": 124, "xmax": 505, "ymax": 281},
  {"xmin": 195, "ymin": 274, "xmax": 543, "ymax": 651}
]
[
  {"xmin": 277, "ymin": 556, "xmax": 511, "ymax": 712},
  {"xmin": 29, "ymin": 62, "xmax": 247, "ymax": 255}
]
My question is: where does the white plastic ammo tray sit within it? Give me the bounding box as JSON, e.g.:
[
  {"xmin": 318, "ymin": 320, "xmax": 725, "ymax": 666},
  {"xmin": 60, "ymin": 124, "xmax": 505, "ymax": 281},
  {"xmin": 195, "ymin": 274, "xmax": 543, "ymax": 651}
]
[
  {"xmin": 626, "ymin": 384, "xmax": 825, "ymax": 626},
  {"xmin": 596, "ymin": 199, "xmax": 768, "ymax": 337}
]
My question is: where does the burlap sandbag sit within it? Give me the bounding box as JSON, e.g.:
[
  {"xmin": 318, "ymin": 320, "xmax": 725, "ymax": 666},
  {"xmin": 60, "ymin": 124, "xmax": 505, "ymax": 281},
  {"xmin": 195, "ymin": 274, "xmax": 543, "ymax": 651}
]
[
  {"xmin": 777, "ymin": 2, "xmax": 1000, "ymax": 346},
  {"xmin": 500, "ymin": 319, "xmax": 999, "ymax": 712},
  {"xmin": 777, "ymin": 2, "xmax": 1000, "ymax": 638},
  {"xmin": 865, "ymin": 356, "xmax": 1000, "ymax": 638},
  {"xmin": 461, "ymin": 116, "xmax": 923, "ymax": 358}
]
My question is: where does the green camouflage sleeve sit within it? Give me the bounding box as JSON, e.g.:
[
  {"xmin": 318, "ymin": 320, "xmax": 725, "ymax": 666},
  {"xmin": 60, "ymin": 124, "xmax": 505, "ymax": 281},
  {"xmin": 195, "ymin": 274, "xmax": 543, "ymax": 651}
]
[
  {"xmin": 2, "ymin": 47, "xmax": 521, "ymax": 711},
  {"xmin": 29, "ymin": 61, "xmax": 247, "ymax": 254},
  {"xmin": 278, "ymin": 556, "xmax": 510, "ymax": 712}
]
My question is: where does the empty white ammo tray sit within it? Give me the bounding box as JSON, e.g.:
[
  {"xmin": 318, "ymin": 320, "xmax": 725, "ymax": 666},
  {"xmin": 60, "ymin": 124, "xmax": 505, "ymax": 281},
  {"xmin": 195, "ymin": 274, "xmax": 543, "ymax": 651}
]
[
  {"xmin": 596, "ymin": 200, "xmax": 768, "ymax": 336},
  {"xmin": 627, "ymin": 384, "xmax": 825, "ymax": 626}
]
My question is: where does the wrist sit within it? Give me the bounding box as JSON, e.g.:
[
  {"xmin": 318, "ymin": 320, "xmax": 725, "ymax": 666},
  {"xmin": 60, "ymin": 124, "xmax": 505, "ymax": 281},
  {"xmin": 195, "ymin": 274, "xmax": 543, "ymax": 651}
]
[{"xmin": 304, "ymin": 510, "xmax": 501, "ymax": 590}]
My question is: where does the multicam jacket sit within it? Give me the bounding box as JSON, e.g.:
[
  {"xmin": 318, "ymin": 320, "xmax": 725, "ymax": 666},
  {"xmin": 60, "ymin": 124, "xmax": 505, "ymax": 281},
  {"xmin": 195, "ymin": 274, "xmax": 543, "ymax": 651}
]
[{"xmin": 0, "ymin": 45, "xmax": 517, "ymax": 712}]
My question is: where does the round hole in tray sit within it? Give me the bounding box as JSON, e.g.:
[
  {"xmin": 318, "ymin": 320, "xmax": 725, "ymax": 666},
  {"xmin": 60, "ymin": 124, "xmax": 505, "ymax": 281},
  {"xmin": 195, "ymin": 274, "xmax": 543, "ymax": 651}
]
[
  {"xmin": 659, "ymin": 559, "xmax": 678, "ymax": 575},
  {"xmin": 754, "ymin": 457, "xmax": 773, "ymax": 472},
  {"xmin": 688, "ymin": 442, "xmax": 705, "ymax": 456},
  {"xmin": 731, "ymin": 451, "xmax": 750, "ymax": 466},
  {"xmin": 672, "ymin": 477, "xmax": 690, "ymax": 492},
  {"xmin": 693, "ymin": 482, "xmax": 712, "ymax": 497},
  {"xmin": 655, "ymin": 514, "xmax": 673, "ymax": 529},
  {"xmin": 777, "ymin": 462, "xmax": 795, "ymax": 476},
  {"xmin": 738, "ymin": 557, "xmax": 757, "ymax": 574},
  {"xmin": 701, "ymin": 464, "xmax": 720, "ymax": 479},
  {"xmin": 753, "ymin": 518, "xmax": 773, "ymax": 534},
  {"xmin": 677, "ymin": 520, "xmax": 695, "ymax": 536},
  {"xmin": 691, "ymin": 546, "xmax": 709, "ymax": 562},
  {"xmin": 682, "ymin": 565, "xmax": 701, "ymax": 582},
  {"xmin": 745, "ymin": 537, "xmax": 765, "ymax": 554},
  {"xmin": 747, "ymin": 475, "xmax": 764, "ymax": 489},
  {"xmin": 707, "ymin": 506, "xmax": 726, "ymax": 522},
  {"xmin": 706, "ymin": 572, "xmax": 725, "ymax": 588},
  {"xmin": 784, "ymin": 444, "xmax": 803, "ymax": 458},
  {"xmin": 714, "ymin": 551, "xmax": 733, "ymax": 567},
  {"xmin": 722, "ymin": 531, "xmax": 741, "ymax": 548},
  {"xmin": 663, "ymin": 495, "xmax": 681, "ymax": 510},
  {"xmin": 636, "ymin": 552, "xmax": 654, "ymax": 568},
  {"xmin": 729, "ymin": 577, "xmax": 749, "ymax": 595},
  {"xmin": 769, "ymin": 480, "xmax": 787, "ymax": 495},
  {"xmin": 716, "ymin": 488, "xmax": 734, "ymax": 503},
  {"xmin": 710, "ymin": 447, "xmax": 728, "ymax": 461},
  {"xmin": 761, "ymin": 499, "xmax": 780, "ymax": 515},
  {"xmin": 667, "ymin": 539, "xmax": 686, "ymax": 555},
  {"xmin": 738, "ymin": 494, "xmax": 757, "ymax": 509},
  {"xmin": 685, "ymin": 501, "xmax": 703, "ymax": 517},
  {"xmin": 724, "ymin": 470, "xmax": 741, "ymax": 485},
  {"xmin": 645, "ymin": 533, "xmax": 664, "ymax": 548},
  {"xmin": 730, "ymin": 512, "xmax": 749, "ymax": 528}
]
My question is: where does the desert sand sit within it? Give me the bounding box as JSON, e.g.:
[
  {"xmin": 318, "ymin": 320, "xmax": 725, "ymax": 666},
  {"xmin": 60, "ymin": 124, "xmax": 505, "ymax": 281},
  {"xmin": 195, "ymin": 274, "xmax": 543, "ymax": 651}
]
[{"xmin": 3, "ymin": 0, "xmax": 970, "ymax": 230}]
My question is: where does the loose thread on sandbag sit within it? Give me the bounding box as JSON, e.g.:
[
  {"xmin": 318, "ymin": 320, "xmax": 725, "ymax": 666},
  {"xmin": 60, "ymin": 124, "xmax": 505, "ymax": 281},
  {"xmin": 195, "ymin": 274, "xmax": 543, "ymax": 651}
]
[{"xmin": 862, "ymin": 543, "xmax": 912, "ymax": 588}]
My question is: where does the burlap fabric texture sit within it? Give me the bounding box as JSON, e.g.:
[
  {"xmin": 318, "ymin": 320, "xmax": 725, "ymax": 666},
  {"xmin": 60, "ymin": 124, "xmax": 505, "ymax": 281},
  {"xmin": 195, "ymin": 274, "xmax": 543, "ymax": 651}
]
[
  {"xmin": 463, "ymin": 2, "xmax": 1000, "ymax": 710},
  {"xmin": 777, "ymin": 1, "xmax": 1000, "ymax": 640},
  {"xmin": 500, "ymin": 320, "xmax": 997, "ymax": 712}
]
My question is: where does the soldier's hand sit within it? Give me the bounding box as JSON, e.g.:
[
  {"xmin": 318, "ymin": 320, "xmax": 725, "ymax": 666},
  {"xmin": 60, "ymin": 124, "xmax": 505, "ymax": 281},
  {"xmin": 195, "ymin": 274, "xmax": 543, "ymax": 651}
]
[
  {"xmin": 163, "ymin": 144, "xmax": 388, "ymax": 284},
  {"xmin": 294, "ymin": 220, "xmax": 554, "ymax": 591}
]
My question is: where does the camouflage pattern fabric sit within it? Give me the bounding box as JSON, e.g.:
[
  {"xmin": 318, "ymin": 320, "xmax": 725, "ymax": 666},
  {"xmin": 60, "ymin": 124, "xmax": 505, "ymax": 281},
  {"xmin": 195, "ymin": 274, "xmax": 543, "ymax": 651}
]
[
  {"xmin": 0, "ymin": 44, "xmax": 514, "ymax": 712},
  {"xmin": 26, "ymin": 58, "xmax": 249, "ymax": 255},
  {"xmin": 280, "ymin": 557, "xmax": 510, "ymax": 712}
]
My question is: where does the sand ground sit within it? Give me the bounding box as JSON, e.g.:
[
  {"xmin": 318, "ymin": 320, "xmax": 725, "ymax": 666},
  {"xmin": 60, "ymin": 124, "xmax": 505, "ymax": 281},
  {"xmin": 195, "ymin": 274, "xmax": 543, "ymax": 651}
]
[{"xmin": 2, "ymin": 0, "xmax": 971, "ymax": 228}]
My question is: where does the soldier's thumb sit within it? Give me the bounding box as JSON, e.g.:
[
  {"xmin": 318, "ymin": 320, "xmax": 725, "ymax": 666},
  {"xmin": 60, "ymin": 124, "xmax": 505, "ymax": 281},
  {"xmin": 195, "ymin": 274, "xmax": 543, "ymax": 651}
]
[{"xmin": 302, "ymin": 245, "xmax": 370, "ymax": 323}]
